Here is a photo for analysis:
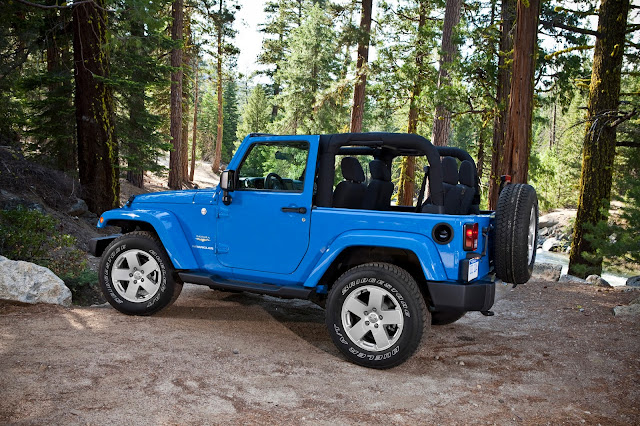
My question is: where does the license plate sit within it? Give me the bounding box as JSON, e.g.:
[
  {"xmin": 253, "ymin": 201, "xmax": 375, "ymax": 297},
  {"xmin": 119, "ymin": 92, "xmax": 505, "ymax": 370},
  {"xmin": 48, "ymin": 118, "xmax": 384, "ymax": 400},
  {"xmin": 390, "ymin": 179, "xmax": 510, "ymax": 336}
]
[{"xmin": 468, "ymin": 258, "xmax": 479, "ymax": 281}]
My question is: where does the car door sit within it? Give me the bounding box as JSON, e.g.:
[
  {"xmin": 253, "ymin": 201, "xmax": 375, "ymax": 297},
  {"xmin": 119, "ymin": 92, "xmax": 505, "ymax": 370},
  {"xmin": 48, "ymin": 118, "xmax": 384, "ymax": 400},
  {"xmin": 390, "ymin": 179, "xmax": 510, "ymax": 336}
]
[{"xmin": 216, "ymin": 138, "xmax": 315, "ymax": 274}]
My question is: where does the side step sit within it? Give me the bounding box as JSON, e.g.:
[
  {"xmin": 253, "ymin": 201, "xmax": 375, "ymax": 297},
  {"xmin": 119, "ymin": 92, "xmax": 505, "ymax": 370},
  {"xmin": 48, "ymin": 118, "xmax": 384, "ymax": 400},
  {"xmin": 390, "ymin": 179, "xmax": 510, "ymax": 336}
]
[{"xmin": 178, "ymin": 272, "xmax": 312, "ymax": 300}]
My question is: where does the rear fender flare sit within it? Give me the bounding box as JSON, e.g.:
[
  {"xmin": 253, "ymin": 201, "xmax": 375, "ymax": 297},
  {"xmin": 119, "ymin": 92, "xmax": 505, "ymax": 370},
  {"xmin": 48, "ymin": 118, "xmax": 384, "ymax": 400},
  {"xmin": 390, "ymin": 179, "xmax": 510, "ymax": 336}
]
[
  {"xmin": 99, "ymin": 209, "xmax": 198, "ymax": 270},
  {"xmin": 303, "ymin": 230, "xmax": 447, "ymax": 288}
]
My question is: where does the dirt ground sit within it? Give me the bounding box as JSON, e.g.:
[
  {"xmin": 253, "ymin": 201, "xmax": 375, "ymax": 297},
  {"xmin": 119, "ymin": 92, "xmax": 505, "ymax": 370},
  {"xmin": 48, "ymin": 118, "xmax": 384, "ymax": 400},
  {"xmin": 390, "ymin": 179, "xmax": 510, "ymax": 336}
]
[{"xmin": 1, "ymin": 280, "xmax": 638, "ymax": 425}]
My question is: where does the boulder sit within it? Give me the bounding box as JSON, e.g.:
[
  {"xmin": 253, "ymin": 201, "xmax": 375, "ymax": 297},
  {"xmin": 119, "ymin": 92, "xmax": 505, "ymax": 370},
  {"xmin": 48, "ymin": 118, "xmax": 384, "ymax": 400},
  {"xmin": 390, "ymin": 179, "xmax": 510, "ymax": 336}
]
[
  {"xmin": 586, "ymin": 274, "xmax": 612, "ymax": 288},
  {"xmin": 532, "ymin": 263, "xmax": 562, "ymax": 281},
  {"xmin": 67, "ymin": 199, "xmax": 89, "ymax": 217},
  {"xmin": 613, "ymin": 298, "xmax": 640, "ymax": 316},
  {"xmin": 0, "ymin": 256, "xmax": 71, "ymax": 307},
  {"xmin": 559, "ymin": 274, "xmax": 587, "ymax": 284},
  {"xmin": 626, "ymin": 276, "xmax": 640, "ymax": 287},
  {"xmin": 542, "ymin": 237, "xmax": 560, "ymax": 252},
  {"xmin": 538, "ymin": 215, "xmax": 559, "ymax": 229}
]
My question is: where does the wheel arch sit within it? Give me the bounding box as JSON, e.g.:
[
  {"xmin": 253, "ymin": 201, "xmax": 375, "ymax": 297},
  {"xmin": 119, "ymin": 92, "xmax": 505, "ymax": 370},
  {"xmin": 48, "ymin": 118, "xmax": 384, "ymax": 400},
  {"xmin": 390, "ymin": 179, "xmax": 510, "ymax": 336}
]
[{"xmin": 98, "ymin": 210, "xmax": 198, "ymax": 270}]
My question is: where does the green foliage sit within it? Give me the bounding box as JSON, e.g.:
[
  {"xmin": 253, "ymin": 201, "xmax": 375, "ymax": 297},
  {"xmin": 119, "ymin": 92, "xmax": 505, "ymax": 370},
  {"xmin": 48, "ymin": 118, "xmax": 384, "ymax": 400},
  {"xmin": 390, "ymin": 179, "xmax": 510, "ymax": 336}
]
[
  {"xmin": 236, "ymin": 85, "xmax": 272, "ymax": 141},
  {"xmin": 0, "ymin": 207, "xmax": 89, "ymax": 279},
  {"xmin": 222, "ymin": 79, "xmax": 239, "ymax": 163}
]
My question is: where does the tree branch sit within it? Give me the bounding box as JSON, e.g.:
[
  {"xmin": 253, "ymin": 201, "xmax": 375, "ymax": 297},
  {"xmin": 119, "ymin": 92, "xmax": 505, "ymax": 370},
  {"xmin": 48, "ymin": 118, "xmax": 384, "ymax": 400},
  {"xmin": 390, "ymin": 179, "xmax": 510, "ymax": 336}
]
[
  {"xmin": 616, "ymin": 141, "xmax": 640, "ymax": 148},
  {"xmin": 609, "ymin": 109, "xmax": 637, "ymax": 128},
  {"xmin": 540, "ymin": 20, "xmax": 600, "ymax": 37}
]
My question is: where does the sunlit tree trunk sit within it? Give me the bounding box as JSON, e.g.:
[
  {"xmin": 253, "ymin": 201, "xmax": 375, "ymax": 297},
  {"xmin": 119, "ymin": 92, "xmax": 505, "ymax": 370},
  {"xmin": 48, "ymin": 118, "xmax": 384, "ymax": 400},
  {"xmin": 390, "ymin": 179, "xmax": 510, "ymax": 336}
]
[
  {"xmin": 168, "ymin": 0, "xmax": 183, "ymax": 189},
  {"xmin": 569, "ymin": 0, "xmax": 630, "ymax": 278},
  {"xmin": 488, "ymin": 0, "xmax": 516, "ymax": 209},
  {"xmin": 212, "ymin": 0, "xmax": 224, "ymax": 172},
  {"xmin": 502, "ymin": 0, "xmax": 540, "ymax": 183},
  {"xmin": 190, "ymin": 63, "xmax": 199, "ymax": 182},
  {"xmin": 350, "ymin": 0, "xmax": 372, "ymax": 133},
  {"xmin": 73, "ymin": 0, "xmax": 119, "ymax": 213},
  {"xmin": 397, "ymin": 0, "xmax": 427, "ymax": 206},
  {"xmin": 431, "ymin": 0, "xmax": 461, "ymax": 147}
]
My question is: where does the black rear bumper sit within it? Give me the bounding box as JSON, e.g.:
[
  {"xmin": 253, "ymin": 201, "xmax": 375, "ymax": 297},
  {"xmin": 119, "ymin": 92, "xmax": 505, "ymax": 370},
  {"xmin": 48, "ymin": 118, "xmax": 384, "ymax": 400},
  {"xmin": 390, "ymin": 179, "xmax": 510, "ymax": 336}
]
[{"xmin": 426, "ymin": 279, "xmax": 495, "ymax": 312}]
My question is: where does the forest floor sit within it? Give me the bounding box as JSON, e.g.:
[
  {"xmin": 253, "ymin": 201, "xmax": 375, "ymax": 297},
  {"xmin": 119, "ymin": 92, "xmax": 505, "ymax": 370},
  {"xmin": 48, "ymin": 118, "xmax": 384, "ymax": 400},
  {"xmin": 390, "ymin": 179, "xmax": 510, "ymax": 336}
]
[{"xmin": 1, "ymin": 281, "xmax": 639, "ymax": 424}]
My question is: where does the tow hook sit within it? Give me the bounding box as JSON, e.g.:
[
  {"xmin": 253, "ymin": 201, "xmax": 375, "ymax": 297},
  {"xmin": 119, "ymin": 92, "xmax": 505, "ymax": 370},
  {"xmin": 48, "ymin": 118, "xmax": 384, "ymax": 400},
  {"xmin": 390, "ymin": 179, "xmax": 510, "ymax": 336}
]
[{"xmin": 481, "ymin": 310, "xmax": 494, "ymax": 316}]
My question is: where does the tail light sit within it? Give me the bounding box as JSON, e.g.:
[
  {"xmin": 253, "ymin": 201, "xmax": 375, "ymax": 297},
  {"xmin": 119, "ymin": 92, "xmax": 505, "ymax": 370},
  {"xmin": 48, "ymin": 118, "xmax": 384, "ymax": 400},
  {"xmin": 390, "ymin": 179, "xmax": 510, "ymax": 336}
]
[{"xmin": 463, "ymin": 223, "xmax": 478, "ymax": 251}]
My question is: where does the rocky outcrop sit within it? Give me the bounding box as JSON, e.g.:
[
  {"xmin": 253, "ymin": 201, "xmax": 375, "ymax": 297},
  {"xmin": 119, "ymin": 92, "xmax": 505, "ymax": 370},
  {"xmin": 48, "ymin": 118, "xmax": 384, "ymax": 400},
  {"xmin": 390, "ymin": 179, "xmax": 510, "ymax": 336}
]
[
  {"xmin": 0, "ymin": 256, "xmax": 71, "ymax": 307},
  {"xmin": 559, "ymin": 274, "xmax": 588, "ymax": 283},
  {"xmin": 613, "ymin": 297, "xmax": 640, "ymax": 316},
  {"xmin": 586, "ymin": 274, "xmax": 612, "ymax": 288},
  {"xmin": 626, "ymin": 276, "xmax": 640, "ymax": 287},
  {"xmin": 537, "ymin": 210, "xmax": 576, "ymax": 254},
  {"xmin": 531, "ymin": 263, "xmax": 562, "ymax": 281}
]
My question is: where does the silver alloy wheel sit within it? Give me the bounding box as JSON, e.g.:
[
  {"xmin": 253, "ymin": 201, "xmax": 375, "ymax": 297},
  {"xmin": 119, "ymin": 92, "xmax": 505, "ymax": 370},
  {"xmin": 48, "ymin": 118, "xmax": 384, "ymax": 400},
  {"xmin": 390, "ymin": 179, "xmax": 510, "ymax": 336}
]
[
  {"xmin": 111, "ymin": 249, "xmax": 162, "ymax": 303},
  {"xmin": 341, "ymin": 285, "xmax": 404, "ymax": 352},
  {"xmin": 527, "ymin": 205, "xmax": 536, "ymax": 264}
]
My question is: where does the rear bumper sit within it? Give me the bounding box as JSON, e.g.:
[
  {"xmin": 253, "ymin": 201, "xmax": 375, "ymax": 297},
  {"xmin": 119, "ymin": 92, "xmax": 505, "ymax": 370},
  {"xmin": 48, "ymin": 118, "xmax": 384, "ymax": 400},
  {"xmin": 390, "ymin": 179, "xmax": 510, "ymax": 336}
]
[{"xmin": 426, "ymin": 279, "xmax": 495, "ymax": 312}]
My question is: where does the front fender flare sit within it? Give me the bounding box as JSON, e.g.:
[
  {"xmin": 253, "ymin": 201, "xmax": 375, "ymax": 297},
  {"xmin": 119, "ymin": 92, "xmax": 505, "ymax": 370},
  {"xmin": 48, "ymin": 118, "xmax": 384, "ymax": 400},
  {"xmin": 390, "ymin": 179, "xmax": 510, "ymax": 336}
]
[
  {"xmin": 303, "ymin": 230, "xmax": 447, "ymax": 288},
  {"xmin": 98, "ymin": 208, "xmax": 198, "ymax": 270}
]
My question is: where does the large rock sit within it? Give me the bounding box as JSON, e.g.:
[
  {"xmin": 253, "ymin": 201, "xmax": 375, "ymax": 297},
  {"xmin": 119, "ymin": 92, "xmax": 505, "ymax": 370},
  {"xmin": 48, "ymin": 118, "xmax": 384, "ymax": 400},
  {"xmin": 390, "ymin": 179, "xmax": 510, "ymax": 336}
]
[
  {"xmin": 532, "ymin": 263, "xmax": 562, "ymax": 281},
  {"xmin": 626, "ymin": 276, "xmax": 640, "ymax": 287},
  {"xmin": 613, "ymin": 297, "xmax": 640, "ymax": 316},
  {"xmin": 67, "ymin": 199, "xmax": 89, "ymax": 217},
  {"xmin": 559, "ymin": 274, "xmax": 588, "ymax": 283},
  {"xmin": 542, "ymin": 237, "xmax": 560, "ymax": 252},
  {"xmin": 586, "ymin": 274, "xmax": 612, "ymax": 288},
  {"xmin": 0, "ymin": 256, "xmax": 71, "ymax": 307}
]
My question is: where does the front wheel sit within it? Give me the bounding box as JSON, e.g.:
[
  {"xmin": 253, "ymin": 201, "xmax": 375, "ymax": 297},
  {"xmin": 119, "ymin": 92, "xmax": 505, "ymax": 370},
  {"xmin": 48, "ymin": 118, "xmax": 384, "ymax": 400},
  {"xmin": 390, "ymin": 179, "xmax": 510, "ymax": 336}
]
[
  {"xmin": 325, "ymin": 263, "xmax": 429, "ymax": 369},
  {"xmin": 99, "ymin": 231, "xmax": 183, "ymax": 315}
]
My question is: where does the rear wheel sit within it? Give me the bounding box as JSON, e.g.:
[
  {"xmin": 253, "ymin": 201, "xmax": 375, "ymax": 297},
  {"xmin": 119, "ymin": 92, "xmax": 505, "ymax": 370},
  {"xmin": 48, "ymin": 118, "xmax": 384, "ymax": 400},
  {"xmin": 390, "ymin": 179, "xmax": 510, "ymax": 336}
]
[
  {"xmin": 99, "ymin": 231, "xmax": 183, "ymax": 315},
  {"xmin": 494, "ymin": 183, "xmax": 539, "ymax": 284},
  {"xmin": 325, "ymin": 263, "xmax": 430, "ymax": 369}
]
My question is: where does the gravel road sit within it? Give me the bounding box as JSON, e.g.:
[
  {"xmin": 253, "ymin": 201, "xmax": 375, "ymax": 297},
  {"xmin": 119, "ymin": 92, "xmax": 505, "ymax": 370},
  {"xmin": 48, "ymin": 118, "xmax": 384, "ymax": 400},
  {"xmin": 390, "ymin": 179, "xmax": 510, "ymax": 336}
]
[{"xmin": 1, "ymin": 280, "xmax": 639, "ymax": 425}]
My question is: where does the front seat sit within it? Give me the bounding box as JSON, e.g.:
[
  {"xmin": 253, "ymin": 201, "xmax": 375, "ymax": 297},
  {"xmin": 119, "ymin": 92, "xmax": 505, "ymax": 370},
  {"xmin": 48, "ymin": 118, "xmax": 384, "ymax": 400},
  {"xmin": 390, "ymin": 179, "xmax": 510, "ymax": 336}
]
[
  {"xmin": 333, "ymin": 157, "xmax": 366, "ymax": 209},
  {"xmin": 363, "ymin": 160, "xmax": 394, "ymax": 210}
]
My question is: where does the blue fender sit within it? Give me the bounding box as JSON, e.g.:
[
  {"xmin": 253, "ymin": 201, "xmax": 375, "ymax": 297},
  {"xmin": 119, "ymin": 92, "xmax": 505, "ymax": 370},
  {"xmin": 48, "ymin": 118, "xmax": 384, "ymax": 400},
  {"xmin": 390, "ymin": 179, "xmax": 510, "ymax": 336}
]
[
  {"xmin": 98, "ymin": 209, "xmax": 198, "ymax": 270},
  {"xmin": 303, "ymin": 230, "xmax": 448, "ymax": 288}
]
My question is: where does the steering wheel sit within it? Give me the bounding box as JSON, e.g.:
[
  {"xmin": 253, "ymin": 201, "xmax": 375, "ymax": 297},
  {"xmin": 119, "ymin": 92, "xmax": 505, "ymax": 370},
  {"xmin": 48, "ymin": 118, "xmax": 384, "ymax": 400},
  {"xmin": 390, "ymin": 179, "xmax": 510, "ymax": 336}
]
[{"xmin": 264, "ymin": 172, "xmax": 285, "ymax": 190}]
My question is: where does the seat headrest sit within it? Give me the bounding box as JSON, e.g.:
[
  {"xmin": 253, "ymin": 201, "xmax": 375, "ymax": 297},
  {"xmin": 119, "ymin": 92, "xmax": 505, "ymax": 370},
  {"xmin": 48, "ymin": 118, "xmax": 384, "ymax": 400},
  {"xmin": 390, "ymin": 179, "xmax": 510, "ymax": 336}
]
[
  {"xmin": 341, "ymin": 157, "xmax": 365, "ymax": 183},
  {"xmin": 369, "ymin": 160, "xmax": 391, "ymax": 182},
  {"xmin": 459, "ymin": 160, "xmax": 475, "ymax": 187},
  {"xmin": 441, "ymin": 156, "xmax": 459, "ymax": 185}
]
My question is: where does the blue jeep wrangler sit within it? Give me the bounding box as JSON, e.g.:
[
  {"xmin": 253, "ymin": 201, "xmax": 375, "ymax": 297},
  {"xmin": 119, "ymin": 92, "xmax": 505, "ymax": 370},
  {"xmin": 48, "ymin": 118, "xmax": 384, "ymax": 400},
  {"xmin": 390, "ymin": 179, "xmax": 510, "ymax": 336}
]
[{"xmin": 90, "ymin": 132, "xmax": 538, "ymax": 368}]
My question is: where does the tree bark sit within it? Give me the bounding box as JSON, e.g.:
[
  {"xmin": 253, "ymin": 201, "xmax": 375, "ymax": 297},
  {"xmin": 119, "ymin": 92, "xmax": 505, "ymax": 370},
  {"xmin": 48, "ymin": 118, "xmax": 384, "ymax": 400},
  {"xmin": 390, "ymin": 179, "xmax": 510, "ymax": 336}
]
[
  {"xmin": 126, "ymin": 19, "xmax": 145, "ymax": 188},
  {"xmin": 569, "ymin": 0, "xmax": 630, "ymax": 278},
  {"xmin": 431, "ymin": 0, "xmax": 462, "ymax": 147},
  {"xmin": 349, "ymin": 0, "xmax": 372, "ymax": 133},
  {"xmin": 190, "ymin": 63, "xmax": 198, "ymax": 182},
  {"xmin": 168, "ymin": 0, "xmax": 184, "ymax": 189},
  {"xmin": 397, "ymin": 1, "xmax": 427, "ymax": 206},
  {"xmin": 212, "ymin": 0, "xmax": 224, "ymax": 172},
  {"xmin": 488, "ymin": 0, "xmax": 516, "ymax": 209},
  {"xmin": 502, "ymin": 0, "xmax": 540, "ymax": 184},
  {"xmin": 72, "ymin": 0, "xmax": 119, "ymax": 214}
]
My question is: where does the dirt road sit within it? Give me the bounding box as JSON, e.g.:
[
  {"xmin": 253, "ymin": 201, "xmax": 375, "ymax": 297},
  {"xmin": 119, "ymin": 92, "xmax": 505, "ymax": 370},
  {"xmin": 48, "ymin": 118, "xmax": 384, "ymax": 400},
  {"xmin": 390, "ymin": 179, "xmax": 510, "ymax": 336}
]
[{"xmin": 1, "ymin": 280, "xmax": 638, "ymax": 425}]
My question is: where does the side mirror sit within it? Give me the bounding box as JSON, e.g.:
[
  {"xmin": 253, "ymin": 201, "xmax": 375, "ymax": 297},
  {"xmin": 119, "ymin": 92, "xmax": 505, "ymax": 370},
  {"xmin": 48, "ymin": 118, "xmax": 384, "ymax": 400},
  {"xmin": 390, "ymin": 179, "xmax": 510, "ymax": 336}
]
[
  {"xmin": 220, "ymin": 170, "xmax": 235, "ymax": 205},
  {"xmin": 220, "ymin": 170, "xmax": 235, "ymax": 191}
]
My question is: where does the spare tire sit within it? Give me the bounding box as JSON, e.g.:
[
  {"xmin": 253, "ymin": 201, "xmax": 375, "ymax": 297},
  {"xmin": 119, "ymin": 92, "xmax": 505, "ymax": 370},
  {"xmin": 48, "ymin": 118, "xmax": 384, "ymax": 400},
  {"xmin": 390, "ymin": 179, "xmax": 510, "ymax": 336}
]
[{"xmin": 494, "ymin": 183, "xmax": 538, "ymax": 284}]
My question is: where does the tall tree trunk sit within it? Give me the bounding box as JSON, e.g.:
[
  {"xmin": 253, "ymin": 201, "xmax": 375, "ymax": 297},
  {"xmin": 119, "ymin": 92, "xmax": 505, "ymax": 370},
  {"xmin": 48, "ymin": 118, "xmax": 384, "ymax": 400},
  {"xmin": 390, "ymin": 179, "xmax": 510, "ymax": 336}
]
[
  {"xmin": 180, "ymin": 14, "xmax": 191, "ymax": 182},
  {"xmin": 477, "ymin": 117, "xmax": 488, "ymax": 180},
  {"xmin": 73, "ymin": 0, "xmax": 119, "ymax": 214},
  {"xmin": 190, "ymin": 63, "xmax": 199, "ymax": 182},
  {"xmin": 126, "ymin": 19, "xmax": 145, "ymax": 188},
  {"xmin": 502, "ymin": 0, "xmax": 540, "ymax": 184},
  {"xmin": 350, "ymin": 0, "xmax": 372, "ymax": 133},
  {"xmin": 568, "ymin": 0, "xmax": 630, "ymax": 278},
  {"xmin": 212, "ymin": 0, "xmax": 224, "ymax": 172},
  {"xmin": 397, "ymin": 0, "xmax": 427, "ymax": 206},
  {"xmin": 168, "ymin": 0, "xmax": 184, "ymax": 189},
  {"xmin": 488, "ymin": 0, "xmax": 516, "ymax": 209},
  {"xmin": 431, "ymin": 0, "xmax": 462, "ymax": 147}
]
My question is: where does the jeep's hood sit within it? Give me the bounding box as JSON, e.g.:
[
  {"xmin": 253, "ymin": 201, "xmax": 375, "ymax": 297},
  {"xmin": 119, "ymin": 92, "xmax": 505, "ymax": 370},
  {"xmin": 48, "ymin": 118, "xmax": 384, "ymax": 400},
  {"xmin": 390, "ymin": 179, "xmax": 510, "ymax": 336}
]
[{"xmin": 131, "ymin": 190, "xmax": 198, "ymax": 205}]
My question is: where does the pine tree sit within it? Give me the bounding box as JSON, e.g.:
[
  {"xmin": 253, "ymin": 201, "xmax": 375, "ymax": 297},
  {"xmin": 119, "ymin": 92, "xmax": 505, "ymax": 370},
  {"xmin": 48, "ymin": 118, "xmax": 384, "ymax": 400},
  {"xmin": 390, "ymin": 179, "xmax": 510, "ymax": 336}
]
[
  {"xmin": 237, "ymin": 85, "xmax": 272, "ymax": 139},
  {"xmin": 168, "ymin": 0, "xmax": 184, "ymax": 189},
  {"xmin": 221, "ymin": 79, "xmax": 239, "ymax": 165},
  {"xmin": 72, "ymin": 0, "xmax": 119, "ymax": 214},
  {"xmin": 350, "ymin": 0, "xmax": 372, "ymax": 133}
]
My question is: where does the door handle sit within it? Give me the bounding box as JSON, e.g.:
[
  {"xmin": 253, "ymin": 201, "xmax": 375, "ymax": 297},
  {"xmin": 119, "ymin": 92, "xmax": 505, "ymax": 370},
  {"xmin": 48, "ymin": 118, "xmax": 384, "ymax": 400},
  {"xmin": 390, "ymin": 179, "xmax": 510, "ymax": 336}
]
[{"xmin": 281, "ymin": 207, "xmax": 307, "ymax": 214}]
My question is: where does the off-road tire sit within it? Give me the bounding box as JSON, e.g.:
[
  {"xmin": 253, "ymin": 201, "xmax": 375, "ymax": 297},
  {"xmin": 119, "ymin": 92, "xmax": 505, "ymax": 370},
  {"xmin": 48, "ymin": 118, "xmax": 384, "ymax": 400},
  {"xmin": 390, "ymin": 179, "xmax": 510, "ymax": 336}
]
[
  {"xmin": 431, "ymin": 310, "xmax": 466, "ymax": 325},
  {"xmin": 325, "ymin": 262, "xmax": 430, "ymax": 369},
  {"xmin": 494, "ymin": 183, "xmax": 539, "ymax": 284},
  {"xmin": 99, "ymin": 231, "xmax": 183, "ymax": 315}
]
